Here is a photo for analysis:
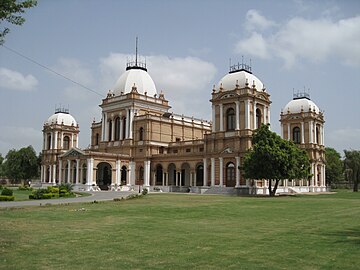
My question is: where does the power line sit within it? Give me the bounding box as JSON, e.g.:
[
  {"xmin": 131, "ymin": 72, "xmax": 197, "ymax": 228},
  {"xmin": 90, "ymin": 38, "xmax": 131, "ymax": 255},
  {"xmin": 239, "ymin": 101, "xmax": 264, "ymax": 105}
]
[{"xmin": 1, "ymin": 44, "xmax": 104, "ymax": 97}]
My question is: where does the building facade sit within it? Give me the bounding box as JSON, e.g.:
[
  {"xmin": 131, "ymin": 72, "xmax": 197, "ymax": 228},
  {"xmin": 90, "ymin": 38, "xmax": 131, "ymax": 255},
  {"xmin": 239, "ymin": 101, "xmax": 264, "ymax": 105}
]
[{"xmin": 41, "ymin": 55, "xmax": 326, "ymax": 194}]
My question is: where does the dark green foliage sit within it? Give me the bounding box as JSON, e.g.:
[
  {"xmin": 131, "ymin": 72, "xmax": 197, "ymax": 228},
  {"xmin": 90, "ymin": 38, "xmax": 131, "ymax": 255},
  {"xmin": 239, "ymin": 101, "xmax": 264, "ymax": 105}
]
[
  {"xmin": 244, "ymin": 124, "xmax": 310, "ymax": 196},
  {"xmin": 2, "ymin": 146, "xmax": 39, "ymax": 183},
  {"xmin": 0, "ymin": 195, "xmax": 14, "ymax": 201},
  {"xmin": 344, "ymin": 150, "xmax": 360, "ymax": 192},
  {"xmin": 0, "ymin": 0, "xmax": 37, "ymax": 44},
  {"xmin": 325, "ymin": 147, "xmax": 344, "ymax": 186},
  {"xmin": 1, "ymin": 187, "xmax": 13, "ymax": 196},
  {"xmin": 142, "ymin": 188, "xmax": 148, "ymax": 195},
  {"xmin": 29, "ymin": 188, "xmax": 48, "ymax": 199},
  {"xmin": 18, "ymin": 185, "xmax": 32, "ymax": 191}
]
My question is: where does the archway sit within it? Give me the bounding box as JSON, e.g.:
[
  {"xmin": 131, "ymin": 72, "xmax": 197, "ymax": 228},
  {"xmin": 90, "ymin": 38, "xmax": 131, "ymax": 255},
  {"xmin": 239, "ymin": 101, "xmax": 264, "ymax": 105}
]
[
  {"xmin": 196, "ymin": 164, "xmax": 204, "ymax": 186},
  {"xmin": 155, "ymin": 164, "xmax": 163, "ymax": 185},
  {"xmin": 96, "ymin": 162, "xmax": 112, "ymax": 190},
  {"xmin": 121, "ymin": 165, "xmax": 127, "ymax": 185},
  {"xmin": 181, "ymin": 163, "xmax": 191, "ymax": 186},
  {"xmin": 226, "ymin": 162, "xmax": 236, "ymax": 187},
  {"xmin": 168, "ymin": 163, "xmax": 176, "ymax": 186}
]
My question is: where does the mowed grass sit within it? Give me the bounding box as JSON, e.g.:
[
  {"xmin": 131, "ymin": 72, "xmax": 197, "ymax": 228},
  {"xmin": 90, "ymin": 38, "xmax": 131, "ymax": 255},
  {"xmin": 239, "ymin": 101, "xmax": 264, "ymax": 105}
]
[{"xmin": 0, "ymin": 191, "xmax": 359, "ymax": 270}]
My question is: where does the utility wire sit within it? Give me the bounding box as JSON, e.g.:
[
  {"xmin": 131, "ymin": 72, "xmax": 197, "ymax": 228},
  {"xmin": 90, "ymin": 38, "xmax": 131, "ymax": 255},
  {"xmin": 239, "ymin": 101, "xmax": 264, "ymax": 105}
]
[{"xmin": 1, "ymin": 44, "xmax": 104, "ymax": 97}]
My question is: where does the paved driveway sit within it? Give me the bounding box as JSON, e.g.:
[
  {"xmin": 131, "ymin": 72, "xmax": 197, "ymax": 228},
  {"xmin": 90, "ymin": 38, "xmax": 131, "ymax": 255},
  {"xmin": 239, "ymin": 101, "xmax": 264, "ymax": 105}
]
[{"xmin": 0, "ymin": 191, "xmax": 137, "ymax": 208}]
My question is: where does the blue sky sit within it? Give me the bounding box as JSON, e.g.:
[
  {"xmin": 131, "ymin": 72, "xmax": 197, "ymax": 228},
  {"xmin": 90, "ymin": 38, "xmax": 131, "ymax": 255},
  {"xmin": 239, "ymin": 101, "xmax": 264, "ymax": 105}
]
[{"xmin": 0, "ymin": 0, "xmax": 359, "ymax": 156}]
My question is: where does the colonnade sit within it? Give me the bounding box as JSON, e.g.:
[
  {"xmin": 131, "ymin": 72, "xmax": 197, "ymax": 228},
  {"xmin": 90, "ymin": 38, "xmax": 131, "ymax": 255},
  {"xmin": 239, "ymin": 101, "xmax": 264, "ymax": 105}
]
[
  {"xmin": 102, "ymin": 108, "xmax": 137, "ymax": 142},
  {"xmin": 282, "ymin": 120, "xmax": 324, "ymax": 145},
  {"xmin": 43, "ymin": 131, "xmax": 78, "ymax": 150}
]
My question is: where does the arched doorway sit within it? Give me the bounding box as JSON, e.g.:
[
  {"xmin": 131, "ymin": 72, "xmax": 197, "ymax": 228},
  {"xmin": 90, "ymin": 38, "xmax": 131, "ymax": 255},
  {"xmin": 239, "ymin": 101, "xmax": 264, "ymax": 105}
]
[
  {"xmin": 156, "ymin": 164, "xmax": 163, "ymax": 185},
  {"xmin": 121, "ymin": 165, "xmax": 127, "ymax": 185},
  {"xmin": 97, "ymin": 162, "xmax": 112, "ymax": 190},
  {"xmin": 168, "ymin": 163, "xmax": 176, "ymax": 186},
  {"xmin": 226, "ymin": 162, "xmax": 236, "ymax": 187},
  {"xmin": 181, "ymin": 163, "xmax": 191, "ymax": 186},
  {"xmin": 196, "ymin": 164, "xmax": 203, "ymax": 186}
]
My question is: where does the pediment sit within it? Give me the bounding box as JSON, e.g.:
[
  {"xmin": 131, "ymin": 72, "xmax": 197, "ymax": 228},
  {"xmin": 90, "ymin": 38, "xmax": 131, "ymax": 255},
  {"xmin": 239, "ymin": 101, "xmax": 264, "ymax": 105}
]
[
  {"xmin": 221, "ymin": 147, "xmax": 233, "ymax": 154},
  {"xmin": 60, "ymin": 148, "xmax": 86, "ymax": 158}
]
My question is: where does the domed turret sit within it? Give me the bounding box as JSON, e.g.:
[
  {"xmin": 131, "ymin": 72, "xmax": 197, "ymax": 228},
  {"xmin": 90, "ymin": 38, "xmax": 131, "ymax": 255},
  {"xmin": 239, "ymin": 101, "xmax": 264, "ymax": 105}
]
[
  {"xmin": 283, "ymin": 93, "xmax": 320, "ymax": 114},
  {"xmin": 45, "ymin": 109, "xmax": 77, "ymax": 126},
  {"xmin": 217, "ymin": 63, "xmax": 264, "ymax": 92}
]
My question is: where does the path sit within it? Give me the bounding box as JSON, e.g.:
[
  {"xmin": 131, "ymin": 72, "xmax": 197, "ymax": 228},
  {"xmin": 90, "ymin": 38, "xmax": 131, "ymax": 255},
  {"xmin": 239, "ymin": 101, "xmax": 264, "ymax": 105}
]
[{"xmin": 0, "ymin": 191, "xmax": 137, "ymax": 208}]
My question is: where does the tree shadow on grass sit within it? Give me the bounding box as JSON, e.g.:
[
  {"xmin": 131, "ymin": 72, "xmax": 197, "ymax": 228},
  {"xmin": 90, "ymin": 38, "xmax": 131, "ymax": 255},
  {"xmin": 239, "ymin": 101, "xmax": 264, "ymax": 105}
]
[{"xmin": 325, "ymin": 227, "xmax": 360, "ymax": 245}]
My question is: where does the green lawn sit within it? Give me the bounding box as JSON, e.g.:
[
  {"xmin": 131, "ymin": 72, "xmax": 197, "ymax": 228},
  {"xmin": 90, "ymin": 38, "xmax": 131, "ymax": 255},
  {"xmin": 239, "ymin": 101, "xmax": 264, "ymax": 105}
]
[{"xmin": 0, "ymin": 191, "xmax": 359, "ymax": 270}]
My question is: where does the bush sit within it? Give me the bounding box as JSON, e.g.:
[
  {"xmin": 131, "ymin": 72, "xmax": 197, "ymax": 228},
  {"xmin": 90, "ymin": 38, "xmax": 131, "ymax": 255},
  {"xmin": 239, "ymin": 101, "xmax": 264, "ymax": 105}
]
[
  {"xmin": 18, "ymin": 185, "xmax": 31, "ymax": 191},
  {"xmin": 58, "ymin": 183, "xmax": 73, "ymax": 193},
  {"xmin": 142, "ymin": 188, "xmax": 148, "ymax": 196},
  {"xmin": 47, "ymin": 186, "xmax": 59, "ymax": 194},
  {"xmin": 0, "ymin": 184, "xmax": 3, "ymax": 190},
  {"xmin": 0, "ymin": 195, "xmax": 15, "ymax": 201},
  {"xmin": 29, "ymin": 188, "xmax": 48, "ymax": 199},
  {"xmin": 1, "ymin": 187, "xmax": 13, "ymax": 196},
  {"xmin": 42, "ymin": 193, "xmax": 52, "ymax": 199}
]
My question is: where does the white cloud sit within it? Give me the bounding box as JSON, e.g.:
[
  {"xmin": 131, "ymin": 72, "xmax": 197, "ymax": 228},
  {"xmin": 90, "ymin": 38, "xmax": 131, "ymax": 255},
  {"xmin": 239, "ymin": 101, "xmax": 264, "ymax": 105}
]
[
  {"xmin": 245, "ymin": 9, "xmax": 277, "ymax": 31},
  {"xmin": 0, "ymin": 67, "xmax": 38, "ymax": 91},
  {"xmin": 99, "ymin": 53, "xmax": 217, "ymax": 118},
  {"xmin": 236, "ymin": 10, "xmax": 360, "ymax": 68}
]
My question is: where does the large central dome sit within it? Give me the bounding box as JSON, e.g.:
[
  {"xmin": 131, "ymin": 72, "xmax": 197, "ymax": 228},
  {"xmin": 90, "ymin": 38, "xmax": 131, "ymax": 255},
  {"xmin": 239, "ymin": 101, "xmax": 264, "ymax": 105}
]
[
  {"xmin": 217, "ymin": 64, "xmax": 264, "ymax": 92},
  {"xmin": 113, "ymin": 66, "xmax": 157, "ymax": 97}
]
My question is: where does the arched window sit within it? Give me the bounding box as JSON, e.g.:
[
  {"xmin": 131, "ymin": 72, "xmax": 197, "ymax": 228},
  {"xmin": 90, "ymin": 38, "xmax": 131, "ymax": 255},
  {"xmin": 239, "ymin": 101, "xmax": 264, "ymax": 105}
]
[
  {"xmin": 139, "ymin": 127, "xmax": 144, "ymax": 141},
  {"xmin": 316, "ymin": 126, "xmax": 320, "ymax": 144},
  {"xmin": 115, "ymin": 117, "xmax": 120, "ymax": 141},
  {"xmin": 122, "ymin": 117, "xmax": 127, "ymax": 139},
  {"xmin": 293, "ymin": 127, "xmax": 301, "ymax": 144},
  {"xmin": 196, "ymin": 164, "xmax": 204, "ymax": 186},
  {"xmin": 256, "ymin": 108, "xmax": 262, "ymax": 129},
  {"xmin": 226, "ymin": 108, "xmax": 235, "ymax": 131},
  {"xmin": 47, "ymin": 134, "xmax": 52, "ymax": 150},
  {"xmin": 108, "ymin": 120, "xmax": 112, "ymax": 141},
  {"xmin": 95, "ymin": 133, "xmax": 99, "ymax": 145},
  {"xmin": 226, "ymin": 162, "xmax": 235, "ymax": 187},
  {"xmin": 63, "ymin": 136, "xmax": 70, "ymax": 150},
  {"xmin": 121, "ymin": 166, "xmax": 127, "ymax": 185}
]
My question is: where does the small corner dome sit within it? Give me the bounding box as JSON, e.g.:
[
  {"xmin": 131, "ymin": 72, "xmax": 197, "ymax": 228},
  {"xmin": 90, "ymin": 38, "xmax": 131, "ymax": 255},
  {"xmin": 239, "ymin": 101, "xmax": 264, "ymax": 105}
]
[
  {"xmin": 218, "ymin": 70, "xmax": 264, "ymax": 91},
  {"xmin": 113, "ymin": 68, "xmax": 157, "ymax": 96},
  {"xmin": 45, "ymin": 112, "xmax": 77, "ymax": 126},
  {"xmin": 283, "ymin": 98, "xmax": 320, "ymax": 114}
]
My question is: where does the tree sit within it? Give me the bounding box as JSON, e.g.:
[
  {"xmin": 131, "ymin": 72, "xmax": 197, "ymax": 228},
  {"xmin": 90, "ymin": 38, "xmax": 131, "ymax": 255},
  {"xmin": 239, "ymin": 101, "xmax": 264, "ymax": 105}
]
[
  {"xmin": 344, "ymin": 150, "xmax": 360, "ymax": 192},
  {"xmin": 0, "ymin": 0, "xmax": 37, "ymax": 44},
  {"xmin": 3, "ymin": 146, "xmax": 38, "ymax": 183},
  {"xmin": 325, "ymin": 147, "xmax": 343, "ymax": 187},
  {"xmin": 0, "ymin": 153, "xmax": 4, "ymax": 178},
  {"xmin": 244, "ymin": 124, "xmax": 310, "ymax": 196}
]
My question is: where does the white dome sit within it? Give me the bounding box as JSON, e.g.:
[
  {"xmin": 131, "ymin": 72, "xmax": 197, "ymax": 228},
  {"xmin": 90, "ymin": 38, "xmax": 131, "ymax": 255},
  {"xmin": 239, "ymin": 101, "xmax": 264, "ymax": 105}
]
[
  {"xmin": 283, "ymin": 98, "xmax": 320, "ymax": 114},
  {"xmin": 113, "ymin": 68, "xmax": 157, "ymax": 96},
  {"xmin": 46, "ymin": 112, "xmax": 77, "ymax": 126},
  {"xmin": 218, "ymin": 70, "xmax": 264, "ymax": 91}
]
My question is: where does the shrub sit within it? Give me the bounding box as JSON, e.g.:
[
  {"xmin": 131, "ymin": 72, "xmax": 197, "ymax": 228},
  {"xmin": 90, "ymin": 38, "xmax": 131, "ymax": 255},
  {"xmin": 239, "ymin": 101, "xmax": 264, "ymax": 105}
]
[
  {"xmin": 47, "ymin": 186, "xmax": 59, "ymax": 194},
  {"xmin": 1, "ymin": 187, "xmax": 13, "ymax": 196},
  {"xmin": 58, "ymin": 183, "xmax": 73, "ymax": 193},
  {"xmin": 0, "ymin": 195, "xmax": 15, "ymax": 201},
  {"xmin": 29, "ymin": 188, "xmax": 48, "ymax": 199},
  {"xmin": 0, "ymin": 184, "xmax": 3, "ymax": 190},
  {"xmin": 18, "ymin": 185, "xmax": 31, "ymax": 191},
  {"xmin": 42, "ymin": 193, "xmax": 52, "ymax": 199},
  {"xmin": 142, "ymin": 188, "xmax": 148, "ymax": 196},
  {"xmin": 59, "ymin": 192, "xmax": 70, "ymax": 197}
]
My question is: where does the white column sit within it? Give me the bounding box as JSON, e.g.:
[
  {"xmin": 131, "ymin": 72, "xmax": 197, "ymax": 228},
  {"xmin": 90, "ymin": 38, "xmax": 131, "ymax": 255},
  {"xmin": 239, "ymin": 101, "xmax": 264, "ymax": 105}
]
[
  {"xmin": 162, "ymin": 171, "xmax": 165, "ymax": 186},
  {"xmin": 120, "ymin": 118, "xmax": 124, "ymax": 140},
  {"xmin": 235, "ymin": 156, "xmax": 240, "ymax": 187},
  {"xmin": 86, "ymin": 158, "xmax": 94, "ymax": 185},
  {"xmin": 203, "ymin": 158, "xmax": 208, "ymax": 186},
  {"xmin": 179, "ymin": 172, "xmax": 182, "ymax": 187},
  {"xmin": 129, "ymin": 109, "xmax": 134, "ymax": 139},
  {"xmin": 309, "ymin": 121, "xmax": 313, "ymax": 143},
  {"xmin": 194, "ymin": 171, "xmax": 197, "ymax": 186},
  {"xmin": 245, "ymin": 100, "xmax": 250, "ymax": 129},
  {"xmin": 301, "ymin": 122, "xmax": 305, "ymax": 144},
  {"xmin": 268, "ymin": 108, "xmax": 271, "ymax": 126},
  {"xmin": 40, "ymin": 165, "xmax": 44, "ymax": 182},
  {"xmin": 144, "ymin": 160, "xmax": 150, "ymax": 187},
  {"xmin": 263, "ymin": 106, "xmax": 267, "ymax": 125},
  {"xmin": 76, "ymin": 134, "xmax": 79, "ymax": 148},
  {"xmin": 76, "ymin": 159, "xmax": 80, "ymax": 184},
  {"xmin": 175, "ymin": 171, "xmax": 179, "ymax": 186},
  {"xmin": 235, "ymin": 101, "xmax": 240, "ymax": 130},
  {"xmin": 116, "ymin": 160, "xmax": 121, "ymax": 185},
  {"xmin": 54, "ymin": 132, "xmax": 58, "ymax": 150},
  {"xmin": 287, "ymin": 123, "xmax": 291, "ymax": 141},
  {"xmin": 49, "ymin": 134, "xmax": 52, "ymax": 150},
  {"xmin": 71, "ymin": 134, "xmax": 74, "ymax": 148},
  {"xmin": 125, "ymin": 110, "xmax": 130, "ymax": 139},
  {"xmin": 165, "ymin": 172, "xmax": 168, "ymax": 186},
  {"xmin": 58, "ymin": 161, "xmax": 62, "ymax": 184},
  {"xmin": 52, "ymin": 164, "xmax": 56, "ymax": 183},
  {"xmin": 219, "ymin": 157, "xmax": 223, "ymax": 186},
  {"xmin": 322, "ymin": 125, "xmax": 325, "ymax": 146},
  {"xmin": 101, "ymin": 112, "xmax": 105, "ymax": 141},
  {"xmin": 60, "ymin": 132, "xmax": 63, "ymax": 149},
  {"xmin": 104, "ymin": 113, "xmax": 108, "ymax": 141},
  {"xmin": 67, "ymin": 160, "xmax": 71, "ymax": 183},
  {"xmin": 212, "ymin": 105, "xmax": 216, "ymax": 132},
  {"xmin": 281, "ymin": 124, "xmax": 284, "ymax": 139},
  {"xmin": 310, "ymin": 163, "xmax": 315, "ymax": 187},
  {"xmin": 211, "ymin": 158, "xmax": 215, "ymax": 186},
  {"xmin": 111, "ymin": 120, "xmax": 115, "ymax": 142},
  {"xmin": 219, "ymin": 104, "xmax": 224, "ymax": 132}
]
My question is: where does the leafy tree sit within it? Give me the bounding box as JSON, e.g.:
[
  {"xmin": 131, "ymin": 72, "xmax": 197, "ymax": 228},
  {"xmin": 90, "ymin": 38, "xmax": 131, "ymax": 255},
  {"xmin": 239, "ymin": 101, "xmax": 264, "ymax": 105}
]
[
  {"xmin": 325, "ymin": 147, "xmax": 343, "ymax": 187},
  {"xmin": 0, "ymin": 0, "xmax": 37, "ymax": 44},
  {"xmin": 344, "ymin": 150, "xmax": 360, "ymax": 192},
  {"xmin": 0, "ymin": 153, "xmax": 4, "ymax": 177},
  {"xmin": 244, "ymin": 124, "xmax": 310, "ymax": 196},
  {"xmin": 3, "ymin": 146, "xmax": 38, "ymax": 183}
]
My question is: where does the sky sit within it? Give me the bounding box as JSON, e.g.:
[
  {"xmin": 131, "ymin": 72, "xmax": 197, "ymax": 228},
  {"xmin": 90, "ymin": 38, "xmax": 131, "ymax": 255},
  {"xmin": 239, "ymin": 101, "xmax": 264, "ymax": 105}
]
[{"xmin": 0, "ymin": 0, "xmax": 359, "ymax": 156}]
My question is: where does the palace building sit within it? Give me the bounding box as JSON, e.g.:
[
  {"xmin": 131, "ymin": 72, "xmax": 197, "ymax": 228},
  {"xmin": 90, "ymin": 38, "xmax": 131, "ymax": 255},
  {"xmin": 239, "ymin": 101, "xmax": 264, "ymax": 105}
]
[{"xmin": 40, "ymin": 50, "xmax": 327, "ymax": 195}]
